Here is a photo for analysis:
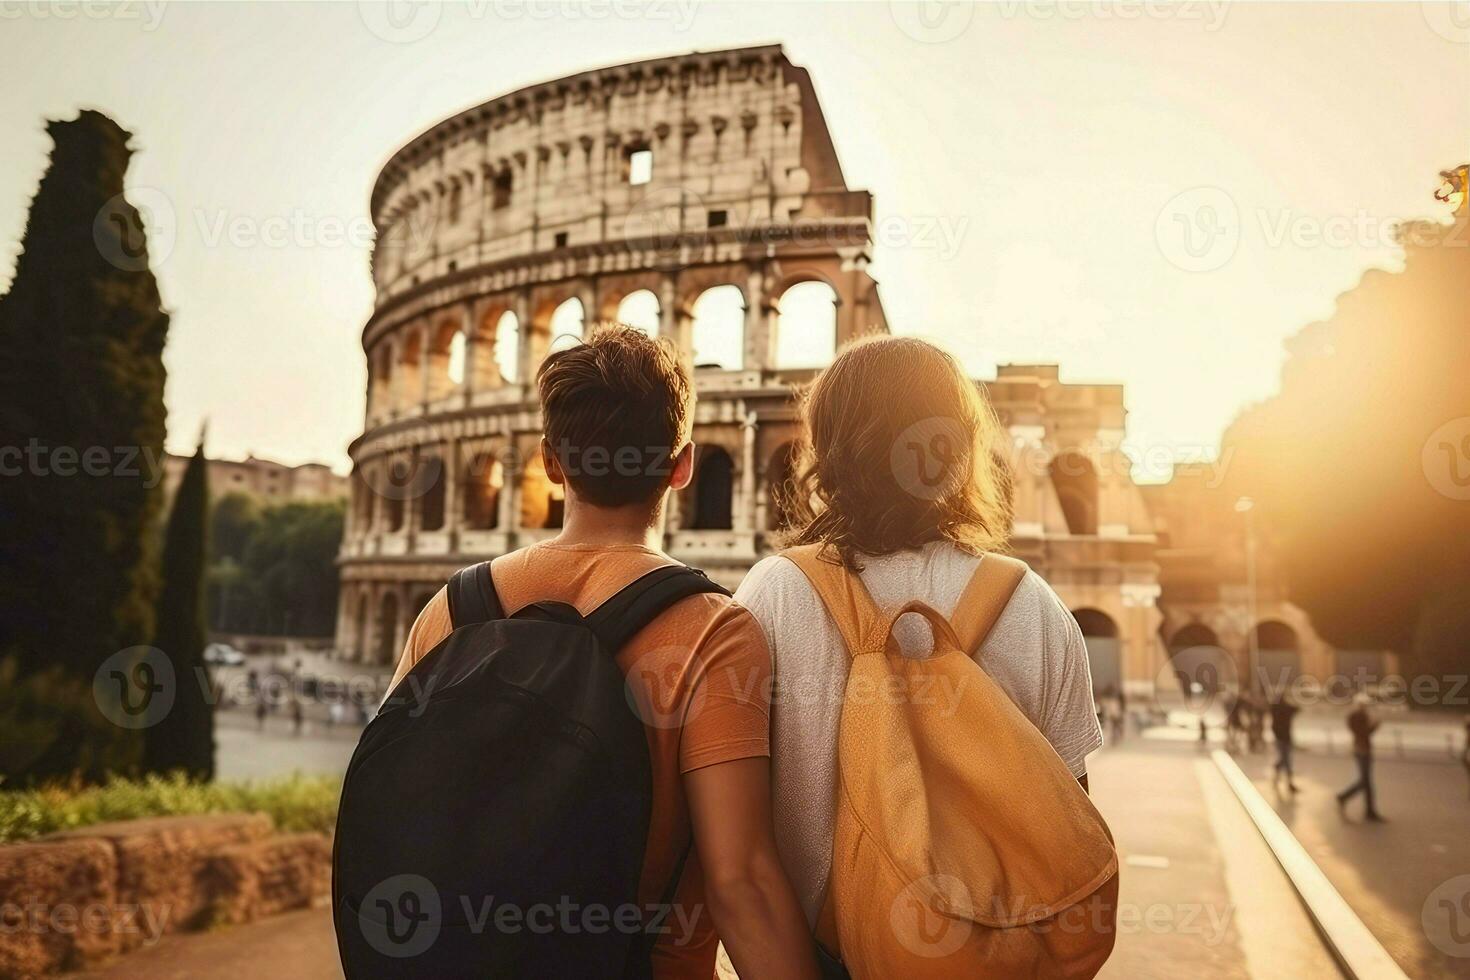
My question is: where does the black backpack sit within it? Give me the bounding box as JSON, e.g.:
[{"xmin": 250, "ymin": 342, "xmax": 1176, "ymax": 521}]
[{"xmin": 333, "ymin": 561, "xmax": 730, "ymax": 979}]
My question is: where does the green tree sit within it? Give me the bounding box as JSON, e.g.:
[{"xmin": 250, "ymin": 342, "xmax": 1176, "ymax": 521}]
[
  {"xmin": 0, "ymin": 110, "xmax": 168, "ymax": 687},
  {"xmin": 144, "ymin": 441, "xmax": 213, "ymax": 779},
  {"xmin": 1225, "ymin": 174, "xmax": 1470, "ymax": 679}
]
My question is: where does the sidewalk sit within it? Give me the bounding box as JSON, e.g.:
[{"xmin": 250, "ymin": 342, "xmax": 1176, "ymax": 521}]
[{"xmin": 65, "ymin": 738, "xmax": 1346, "ymax": 980}]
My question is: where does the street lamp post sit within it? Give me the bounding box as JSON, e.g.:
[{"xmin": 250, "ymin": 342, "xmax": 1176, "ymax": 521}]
[{"xmin": 1235, "ymin": 496, "xmax": 1259, "ymax": 694}]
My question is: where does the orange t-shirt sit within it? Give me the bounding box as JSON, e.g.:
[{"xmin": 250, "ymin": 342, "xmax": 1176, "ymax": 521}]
[{"xmin": 388, "ymin": 541, "xmax": 772, "ymax": 979}]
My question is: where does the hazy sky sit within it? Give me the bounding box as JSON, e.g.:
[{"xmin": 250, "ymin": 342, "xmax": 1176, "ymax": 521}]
[{"xmin": 2, "ymin": 2, "xmax": 1466, "ymax": 479}]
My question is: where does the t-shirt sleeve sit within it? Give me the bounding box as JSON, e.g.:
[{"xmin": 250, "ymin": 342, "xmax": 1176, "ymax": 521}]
[
  {"xmin": 1035, "ymin": 579, "xmax": 1105, "ymax": 777},
  {"xmin": 383, "ymin": 586, "xmax": 452, "ymax": 705},
  {"xmin": 677, "ymin": 605, "xmax": 773, "ymax": 774}
]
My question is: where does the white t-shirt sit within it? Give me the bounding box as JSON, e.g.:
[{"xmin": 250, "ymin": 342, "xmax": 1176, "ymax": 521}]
[{"xmin": 735, "ymin": 541, "xmax": 1105, "ymax": 924}]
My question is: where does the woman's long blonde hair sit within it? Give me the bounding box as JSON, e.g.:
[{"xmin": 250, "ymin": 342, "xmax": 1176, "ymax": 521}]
[{"xmin": 780, "ymin": 335, "xmax": 1013, "ymax": 567}]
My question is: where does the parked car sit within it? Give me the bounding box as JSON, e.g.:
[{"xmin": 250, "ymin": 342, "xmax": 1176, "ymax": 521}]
[{"xmin": 203, "ymin": 643, "xmax": 246, "ymax": 666}]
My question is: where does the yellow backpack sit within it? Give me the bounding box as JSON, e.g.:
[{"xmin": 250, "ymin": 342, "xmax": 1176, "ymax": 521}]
[{"xmin": 784, "ymin": 546, "xmax": 1120, "ymax": 979}]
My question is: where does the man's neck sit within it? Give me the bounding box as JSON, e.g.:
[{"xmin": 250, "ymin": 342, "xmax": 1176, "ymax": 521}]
[{"xmin": 553, "ymin": 498, "xmax": 664, "ymax": 551}]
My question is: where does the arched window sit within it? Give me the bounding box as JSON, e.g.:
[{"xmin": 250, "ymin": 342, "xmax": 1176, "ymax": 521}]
[
  {"xmin": 1050, "ymin": 452, "xmax": 1099, "ymax": 536},
  {"xmin": 616, "ymin": 289, "xmax": 660, "ymax": 336},
  {"xmin": 399, "ymin": 330, "xmax": 424, "ymax": 408},
  {"xmin": 775, "ymin": 281, "xmax": 837, "ymax": 369},
  {"xmin": 418, "ymin": 452, "xmax": 446, "ymax": 531},
  {"xmin": 375, "ymin": 592, "xmax": 400, "ymax": 665},
  {"xmin": 492, "ymin": 310, "xmax": 520, "ymax": 384},
  {"xmin": 519, "ymin": 452, "xmax": 564, "ymax": 530},
  {"xmin": 549, "ymin": 296, "xmax": 585, "ymax": 342},
  {"xmin": 428, "ymin": 320, "xmax": 461, "ymax": 401},
  {"xmin": 688, "ymin": 447, "xmax": 735, "ymax": 530},
  {"xmin": 1072, "ymin": 608, "xmax": 1121, "ymax": 694},
  {"xmin": 446, "ymin": 330, "xmax": 467, "ymax": 386},
  {"xmin": 690, "ymin": 285, "xmax": 744, "ymax": 369},
  {"xmin": 354, "ymin": 595, "xmax": 369, "ymax": 660},
  {"xmin": 384, "ymin": 459, "xmax": 409, "ymax": 533},
  {"xmin": 373, "ymin": 345, "xmax": 395, "ymax": 416},
  {"xmin": 462, "ymin": 452, "xmax": 504, "ymax": 530}
]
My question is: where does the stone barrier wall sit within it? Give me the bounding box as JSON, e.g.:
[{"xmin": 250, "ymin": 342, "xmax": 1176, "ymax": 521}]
[{"xmin": 0, "ymin": 814, "xmax": 331, "ymax": 978}]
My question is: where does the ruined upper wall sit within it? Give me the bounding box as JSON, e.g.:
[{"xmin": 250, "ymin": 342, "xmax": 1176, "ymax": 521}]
[{"xmin": 369, "ymin": 45, "xmax": 872, "ymax": 306}]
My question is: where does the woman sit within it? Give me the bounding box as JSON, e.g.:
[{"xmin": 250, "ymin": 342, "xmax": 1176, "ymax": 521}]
[{"xmin": 735, "ymin": 335, "xmax": 1105, "ymax": 932}]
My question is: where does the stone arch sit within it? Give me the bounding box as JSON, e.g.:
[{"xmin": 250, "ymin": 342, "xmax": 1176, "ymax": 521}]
[
  {"xmin": 614, "ymin": 289, "xmax": 661, "ymax": 336},
  {"xmin": 519, "ymin": 450, "xmax": 564, "ymax": 530},
  {"xmin": 462, "ymin": 448, "xmax": 504, "ymax": 530},
  {"xmin": 354, "ymin": 592, "xmax": 370, "ymax": 661},
  {"xmin": 370, "ymin": 342, "xmax": 395, "ymax": 418},
  {"xmin": 766, "ymin": 441, "xmax": 799, "ymax": 532},
  {"xmin": 399, "ymin": 327, "xmax": 425, "ymax": 409},
  {"xmin": 1050, "ymin": 451, "xmax": 1099, "ymax": 536},
  {"xmin": 375, "ymin": 590, "xmax": 401, "ymax": 665},
  {"xmin": 1072, "ymin": 608, "xmax": 1121, "ymax": 694},
  {"xmin": 384, "ymin": 457, "xmax": 409, "ymax": 533},
  {"xmin": 690, "ymin": 284, "xmax": 744, "ymax": 369},
  {"xmin": 417, "ymin": 448, "xmax": 447, "ymax": 532},
  {"xmin": 475, "ymin": 306, "xmax": 519, "ymax": 388},
  {"xmin": 1166, "ymin": 622, "xmax": 1230, "ymax": 697},
  {"xmin": 427, "ymin": 316, "xmax": 463, "ymax": 401},
  {"xmin": 1251, "ymin": 620, "xmax": 1300, "ymax": 691},
  {"xmin": 774, "ymin": 279, "xmax": 838, "ymax": 369},
  {"xmin": 549, "ymin": 296, "xmax": 585, "ymax": 342},
  {"xmin": 687, "ymin": 446, "xmax": 735, "ymax": 530}
]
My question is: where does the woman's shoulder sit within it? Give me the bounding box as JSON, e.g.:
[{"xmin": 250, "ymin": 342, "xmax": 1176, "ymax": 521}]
[{"xmin": 736, "ymin": 552, "xmax": 821, "ymax": 609}]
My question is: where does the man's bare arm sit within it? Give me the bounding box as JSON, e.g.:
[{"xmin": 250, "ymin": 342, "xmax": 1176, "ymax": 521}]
[{"xmin": 685, "ymin": 757, "xmax": 819, "ymax": 980}]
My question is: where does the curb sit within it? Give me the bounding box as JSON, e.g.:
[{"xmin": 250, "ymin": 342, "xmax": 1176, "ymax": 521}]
[{"xmin": 1210, "ymin": 750, "xmax": 1408, "ymax": 980}]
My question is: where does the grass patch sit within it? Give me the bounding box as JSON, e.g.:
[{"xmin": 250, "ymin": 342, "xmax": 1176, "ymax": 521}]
[{"xmin": 0, "ymin": 772, "xmax": 341, "ymax": 844}]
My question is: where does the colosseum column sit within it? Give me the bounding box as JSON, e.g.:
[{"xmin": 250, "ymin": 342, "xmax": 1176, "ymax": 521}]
[
  {"xmin": 460, "ymin": 300, "xmax": 479, "ymax": 407},
  {"xmin": 513, "ymin": 289, "xmax": 535, "ymax": 387},
  {"xmin": 444, "ymin": 438, "xmax": 461, "ymax": 549},
  {"xmin": 657, "ymin": 274, "xmax": 683, "ymax": 356},
  {"xmin": 578, "ymin": 281, "xmax": 597, "ymax": 335},
  {"xmin": 498, "ymin": 450, "xmax": 520, "ymax": 544},
  {"xmin": 418, "ymin": 328, "xmax": 432, "ymax": 407},
  {"xmin": 737, "ymin": 412, "xmax": 758, "ymax": 530},
  {"xmin": 743, "ymin": 268, "xmax": 769, "ymax": 371}
]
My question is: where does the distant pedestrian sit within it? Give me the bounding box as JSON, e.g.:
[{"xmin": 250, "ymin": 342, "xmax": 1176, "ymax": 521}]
[
  {"xmin": 1225, "ymin": 694, "xmax": 1245, "ymax": 752},
  {"xmin": 1270, "ymin": 693, "xmax": 1300, "ymax": 793},
  {"xmin": 291, "ymin": 697, "xmax": 305, "ymax": 736},
  {"xmin": 1336, "ymin": 695, "xmax": 1385, "ymax": 822},
  {"xmin": 254, "ymin": 697, "xmax": 268, "ymax": 731},
  {"xmin": 1245, "ymin": 692, "xmax": 1266, "ymax": 753}
]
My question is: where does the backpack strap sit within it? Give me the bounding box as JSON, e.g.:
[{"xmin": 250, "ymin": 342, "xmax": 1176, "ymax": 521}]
[
  {"xmin": 782, "ymin": 544, "xmax": 887, "ymax": 658},
  {"xmin": 584, "ymin": 564, "xmax": 731, "ymax": 653},
  {"xmin": 446, "ymin": 560, "xmax": 504, "ymax": 629},
  {"xmin": 950, "ymin": 553, "xmax": 1028, "ymax": 655}
]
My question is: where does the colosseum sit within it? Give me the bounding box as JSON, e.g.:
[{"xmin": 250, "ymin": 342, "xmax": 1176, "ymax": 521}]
[{"xmin": 336, "ymin": 45, "xmax": 1390, "ymax": 698}]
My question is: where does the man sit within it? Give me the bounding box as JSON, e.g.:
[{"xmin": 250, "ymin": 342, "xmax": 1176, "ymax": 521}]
[
  {"xmin": 1336, "ymin": 694, "xmax": 1385, "ymax": 822},
  {"xmin": 1269, "ymin": 693, "xmax": 1300, "ymax": 793},
  {"xmin": 388, "ymin": 327, "xmax": 817, "ymax": 980}
]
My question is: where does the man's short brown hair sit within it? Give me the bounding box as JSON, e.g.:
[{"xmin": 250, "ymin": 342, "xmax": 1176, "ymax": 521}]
[{"xmin": 536, "ymin": 325, "xmax": 692, "ymax": 508}]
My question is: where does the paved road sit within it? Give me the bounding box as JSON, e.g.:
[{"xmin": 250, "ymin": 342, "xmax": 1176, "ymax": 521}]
[{"xmin": 1233, "ymin": 746, "xmax": 1470, "ymax": 978}]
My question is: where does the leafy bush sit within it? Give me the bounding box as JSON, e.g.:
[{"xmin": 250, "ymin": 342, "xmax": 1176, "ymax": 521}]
[
  {"xmin": 0, "ymin": 771, "xmax": 341, "ymax": 844},
  {"xmin": 0, "ymin": 655, "xmax": 141, "ymax": 786}
]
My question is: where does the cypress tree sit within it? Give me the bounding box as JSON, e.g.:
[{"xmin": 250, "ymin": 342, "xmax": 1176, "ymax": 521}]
[
  {"xmin": 0, "ymin": 110, "xmax": 169, "ymax": 691},
  {"xmin": 144, "ymin": 438, "xmax": 214, "ymax": 779}
]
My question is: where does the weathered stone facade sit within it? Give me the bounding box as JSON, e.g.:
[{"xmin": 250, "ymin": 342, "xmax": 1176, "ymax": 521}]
[{"xmin": 337, "ymin": 45, "xmax": 1359, "ymax": 698}]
